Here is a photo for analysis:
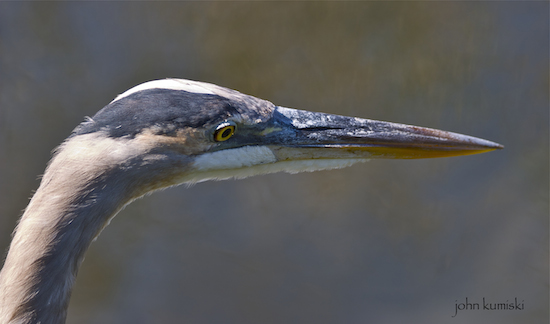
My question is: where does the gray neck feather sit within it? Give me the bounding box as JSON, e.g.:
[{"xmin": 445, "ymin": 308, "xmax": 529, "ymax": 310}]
[{"xmin": 0, "ymin": 133, "xmax": 176, "ymax": 324}]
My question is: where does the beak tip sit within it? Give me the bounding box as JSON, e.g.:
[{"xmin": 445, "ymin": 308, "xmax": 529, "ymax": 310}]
[{"xmin": 480, "ymin": 140, "xmax": 504, "ymax": 151}]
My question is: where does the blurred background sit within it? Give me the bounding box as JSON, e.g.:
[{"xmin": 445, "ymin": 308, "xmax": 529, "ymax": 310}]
[{"xmin": 0, "ymin": 2, "xmax": 547, "ymax": 324}]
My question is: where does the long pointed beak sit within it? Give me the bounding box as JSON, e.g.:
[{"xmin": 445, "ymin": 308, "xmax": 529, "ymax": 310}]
[{"xmin": 266, "ymin": 107, "xmax": 503, "ymax": 160}]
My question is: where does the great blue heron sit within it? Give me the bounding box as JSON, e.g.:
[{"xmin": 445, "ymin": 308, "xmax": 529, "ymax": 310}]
[{"xmin": 0, "ymin": 79, "xmax": 502, "ymax": 323}]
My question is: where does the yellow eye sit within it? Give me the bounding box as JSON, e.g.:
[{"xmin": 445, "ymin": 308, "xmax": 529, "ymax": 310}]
[{"xmin": 213, "ymin": 122, "xmax": 236, "ymax": 142}]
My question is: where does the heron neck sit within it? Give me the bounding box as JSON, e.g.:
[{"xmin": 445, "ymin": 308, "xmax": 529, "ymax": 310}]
[{"xmin": 0, "ymin": 150, "xmax": 137, "ymax": 324}]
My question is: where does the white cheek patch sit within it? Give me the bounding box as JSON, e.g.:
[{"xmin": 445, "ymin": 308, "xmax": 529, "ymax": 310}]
[
  {"xmin": 185, "ymin": 145, "xmax": 367, "ymax": 183},
  {"xmin": 192, "ymin": 146, "xmax": 277, "ymax": 172}
]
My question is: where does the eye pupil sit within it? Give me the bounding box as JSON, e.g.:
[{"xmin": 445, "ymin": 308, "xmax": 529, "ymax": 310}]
[{"xmin": 221, "ymin": 128, "xmax": 232, "ymax": 138}]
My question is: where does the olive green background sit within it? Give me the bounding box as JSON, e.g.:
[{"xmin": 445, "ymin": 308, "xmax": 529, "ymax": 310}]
[{"xmin": 0, "ymin": 2, "xmax": 547, "ymax": 324}]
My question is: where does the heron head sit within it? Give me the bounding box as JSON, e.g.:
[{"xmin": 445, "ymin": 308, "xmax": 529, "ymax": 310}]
[{"xmin": 69, "ymin": 79, "xmax": 502, "ymax": 189}]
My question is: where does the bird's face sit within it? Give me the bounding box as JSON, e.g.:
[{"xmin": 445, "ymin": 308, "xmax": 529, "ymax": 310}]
[{"xmin": 73, "ymin": 79, "xmax": 502, "ymax": 187}]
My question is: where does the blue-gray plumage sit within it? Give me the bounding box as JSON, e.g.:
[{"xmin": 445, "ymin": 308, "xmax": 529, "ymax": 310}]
[{"xmin": 0, "ymin": 79, "xmax": 502, "ymax": 324}]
